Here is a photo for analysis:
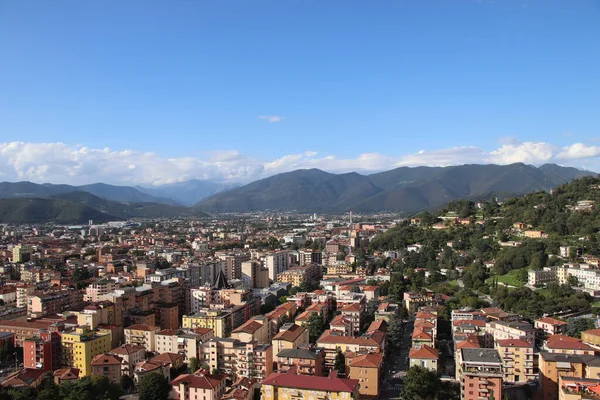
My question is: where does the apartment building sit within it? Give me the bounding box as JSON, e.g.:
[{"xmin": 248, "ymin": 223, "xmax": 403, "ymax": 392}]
[
  {"xmin": 241, "ymin": 260, "xmax": 269, "ymax": 289},
  {"xmin": 261, "ymin": 368, "xmax": 359, "ymax": 400},
  {"xmin": 535, "ymin": 317, "xmax": 568, "ymax": 336},
  {"xmin": 90, "ymin": 353, "xmax": 123, "ymax": 382},
  {"xmin": 348, "ymin": 353, "xmax": 383, "ymax": 398},
  {"xmin": 275, "ymin": 347, "xmax": 326, "ymax": 376},
  {"xmin": 124, "ymin": 324, "xmax": 160, "ymax": 352},
  {"xmin": 316, "ymin": 330, "xmax": 385, "ymax": 372},
  {"xmin": 496, "ymin": 339, "xmax": 536, "ymax": 382},
  {"xmin": 201, "ymin": 338, "xmax": 273, "ymax": 380},
  {"xmin": 171, "ymin": 373, "xmax": 228, "ymax": 400},
  {"xmin": 409, "ymin": 345, "xmax": 439, "ymax": 373},
  {"xmin": 276, "ymin": 264, "xmax": 322, "ymax": 287},
  {"xmin": 85, "ymin": 279, "xmax": 116, "ymax": 302},
  {"xmin": 265, "ymin": 251, "xmax": 290, "ymax": 281},
  {"xmin": 23, "ymin": 331, "xmax": 60, "ymax": 371},
  {"xmin": 272, "ymin": 324, "xmax": 310, "ymax": 356},
  {"xmin": 108, "ymin": 344, "xmax": 146, "ymax": 376},
  {"xmin": 61, "ymin": 326, "xmax": 112, "ymax": 377},
  {"xmin": 457, "ymin": 348, "xmax": 503, "ymax": 400},
  {"xmin": 538, "ymin": 352, "xmax": 592, "ymax": 400},
  {"xmin": 182, "ymin": 309, "xmax": 233, "ymax": 338},
  {"xmin": 485, "ymin": 320, "xmax": 535, "ymax": 346},
  {"xmin": 231, "ymin": 316, "xmax": 270, "ymax": 344}
]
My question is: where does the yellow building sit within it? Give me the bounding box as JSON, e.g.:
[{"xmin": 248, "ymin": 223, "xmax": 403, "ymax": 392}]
[
  {"xmin": 261, "ymin": 369, "xmax": 359, "ymax": 400},
  {"xmin": 348, "ymin": 353, "xmax": 383, "ymax": 398},
  {"xmin": 61, "ymin": 325, "xmax": 112, "ymax": 377},
  {"xmin": 581, "ymin": 329, "xmax": 600, "ymax": 347},
  {"xmin": 182, "ymin": 309, "xmax": 232, "ymax": 338},
  {"xmin": 124, "ymin": 324, "xmax": 160, "ymax": 352},
  {"xmin": 496, "ymin": 339, "xmax": 536, "ymax": 383},
  {"xmin": 272, "ymin": 324, "xmax": 309, "ymax": 357}
]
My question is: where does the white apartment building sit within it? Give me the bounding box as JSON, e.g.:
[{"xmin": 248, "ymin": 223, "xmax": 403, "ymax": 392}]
[
  {"xmin": 527, "ymin": 267, "xmax": 556, "ymax": 286},
  {"xmin": 265, "ymin": 251, "xmax": 290, "ymax": 281},
  {"xmin": 85, "ymin": 279, "xmax": 116, "ymax": 302}
]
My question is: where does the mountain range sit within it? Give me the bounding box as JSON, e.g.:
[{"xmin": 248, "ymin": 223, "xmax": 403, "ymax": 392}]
[
  {"xmin": 0, "ymin": 163, "xmax": 595, "ymax": 223},
  {"xmin": 196, "ymin": 163, "xmax": 596, "ymax": 213}
]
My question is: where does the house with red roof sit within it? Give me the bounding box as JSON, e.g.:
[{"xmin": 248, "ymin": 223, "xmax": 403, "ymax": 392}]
[
  {"xmin": 535, "ymin": 317, "xmax": 567, "ymax": 336},
  {"xmin": 171, "ymin": 372, "xmax": 227, "ymax": 400},
  {"xmin": 409, "ymin": 345, "xmax": 439, "ymax": 373},
  {"xmin": 261, "ymin": 367, "xmax": 359, "ymax": 400}
]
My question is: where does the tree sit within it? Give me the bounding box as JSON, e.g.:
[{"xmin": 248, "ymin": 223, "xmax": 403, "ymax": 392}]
[
  {"xmin": 139, "ymin": 373, "xmax": 171, "ymax": 400},
  {"xmin": 334, "ymin": 349, "xmax": 346, "ymax": 376},
  {"xmin": 402, "ymin": 366, "xmax": 441, "ymax": 400},
  {"xmin": 188, "ymin": 357, "xmax": 200, "ymax": 373},
  {"xmin": 306, "ymin": 312, "xmax": 325, "ymax": 343},
  {"xmin": 119, "ymin": 374, "xmax": 133, "ymax": 393},
  {"xmin": 566, "ymin": 317, "xmax": 596, "ymax": 338},
  {"xmin": 387, "ymin": 314, "xmax": 404, "ymax": 350},
  {"xmin": 212, "ymin": 368, "xmax": 220, "ymax": 375}
]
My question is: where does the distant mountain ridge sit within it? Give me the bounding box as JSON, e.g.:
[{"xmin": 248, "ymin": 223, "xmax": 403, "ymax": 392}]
[
  {"xmin": 0, "ymin": 181, "xmax": 177, "ymax": 205},
  {"xmin": 135, "ymin": 179, "xmax": 239, "ymax": 206},
  {"xmin": 197, "ymin": 163, "xmax": 596, "ymax": 213}
]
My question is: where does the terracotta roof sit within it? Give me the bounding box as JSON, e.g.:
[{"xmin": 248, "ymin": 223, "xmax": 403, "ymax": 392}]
[
  {"xmin": 232, "ymin": 320, "xmax": 264, "ymax": 334},
  {"xmin": 317, "ymin": 330, "xmax": 384, "ymax": 347},
  {"xmin": 546, "ymin": 335, "xmax": 593, "ymax": 351},
  {"xmin": 109, "ymin": 344, "xmax": 146, "ymax": 355},
  {"xmin": 497, "ymin": 339, "xmax": 532, "ymax": 348},
  {"xmin": 409, "ymin": 345, "xmax": 439, "ymax": 360},
  {"xmin": 135, "ymin": 361, "xmax": 163, "ymax": 372},
  {"xmin": 330, "ymin": 315, "xmax": 351, "ymax": 327},
  {"xmin": 412, "ymin": 328, "xmax": 433, "ymax": 341},
  {"xmin": 456, "ymin": 339, "xmax": 480, "ymax": 349},
  {"xmin": 91, "ymin": 353, "xmax": 123, "ymax": 366},
  {"xmin": 341, "ymin": 303, "xmax": 362, "ymax": 313},
  {"xmin": 193, "ymin": 327, "xmax": 213, "ymax": 335},
  {"xmin": 273, "ymin": 324, "xmax": 307, "ymax": 342},
  {"xmin": 295, "ymin": 311, "xmax": 314, "ymax": 322},
  {"xmin": 151, "ymin": 352, "xmax": 184, "ymax": 365},
  {"xmin": 367, "ymin": 320, "xmax": 388, "ymax": 333},
  {"xmin": 583, "ymin": 329, "xmax": 600, "ymax": 337},
  {"xmin": 171, "ymin": 373, "xmax": 227, "ymax": 389},
  {"xmin": 415, "ymin": 312, "xmax": 436, "ymax": 319},
  {"xmin": 53, "ymin": 368, "xmax": 80, "ymax": 380},
  {"xmin": 377, "ymin": 302, "xmax": 390, "ymax": 311},
  {"xmin": 157, "ymin": 329, "xmax": 179, "ymax": 336},
  {"xmin": 362, "ymin": 286, "xmax": 379, "ymax": 292},
  {"xmin": 262, "ymin": 370, "xmax": 358, "ymax": 393},
  {"xmin": 349, "ymin": 353, "xmax": 383, "ymax": 368},
  {"xmin": 126, "ymin": 324, "xmax": 159, "ymax": 331},
  {"xmin": 414, "ymin": 321, "xmax": 435, "ymax": 329},
  {"xmin": 453, "ymin": 319, "xmax": 486, "ymax": 327},
  {"xmin": 536, "ymin": 317, "xmax": 567, "ymax": 326},
  {"xmin": 2, "ymin": 369, "xmax": 45, "ymax": 388}
]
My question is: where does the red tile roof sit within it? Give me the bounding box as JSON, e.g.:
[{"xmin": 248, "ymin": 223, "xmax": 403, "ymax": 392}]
[
  {"xmin": 536, "ymin": 317, "xmax": 567, "ymax": 326},
  {"xmin": 91, "ymin": 353, "xmax": 123, "ymax": 366},
  {"xmin": 409, "ymin": 345, "xmax": 439, "ymax": 360},
  {"xmin": 349, "ymin": 353, "xmax": 383, "ymax": 368},
  {"xmin": 582, "ymin": 329, "xmax": 600, "ymax": 337},
  {"xmin": 171, "ymin": 373, "xmax": 227, "ymax": 389},
  {"xmin": 273, "ymin": 324, "xmax": 307, "ymax": 342},
  {"xmin": 453, "ymin": 319, "xmax": 486, "ymax": 327},
  {"xmin": 262, "ymin": 370, "xmax": 358, "ymax": 393},
  {"xmin": 232, "ymin": 320, "xmax": 264, "ymax": 334},
  {"xmin": 151, "ymin": 352, "xmax": 184, "ymax": 365},
  {"xmin": 126, "ymin": 324, "xmax": 159, "ymax": 331}
]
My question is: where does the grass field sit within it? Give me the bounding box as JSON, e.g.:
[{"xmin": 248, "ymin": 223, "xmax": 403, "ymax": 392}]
[{"xmin": 486, "ymin": 268, "xmax": 528, "ymax": 287}]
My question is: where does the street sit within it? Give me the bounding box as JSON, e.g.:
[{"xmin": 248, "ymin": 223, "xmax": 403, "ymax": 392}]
[{"xmin": 380, "ymin": 319, "xmax": 414, "ymax": 399}]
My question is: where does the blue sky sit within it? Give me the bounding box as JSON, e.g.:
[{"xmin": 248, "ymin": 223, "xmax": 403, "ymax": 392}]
[{"xmin": 1, "ymin": 0, "xmax": 600, "ymax": 185}]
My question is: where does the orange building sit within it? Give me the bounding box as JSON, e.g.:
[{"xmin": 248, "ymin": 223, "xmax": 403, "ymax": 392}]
[{"xmin": 458, "ymin": 348, "xmax": 503, "ymax": 400}]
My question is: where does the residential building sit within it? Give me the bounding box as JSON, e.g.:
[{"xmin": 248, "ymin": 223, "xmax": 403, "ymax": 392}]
[
  {"xmin": 124, "ymin": 324, "xmax": 160, "ymax": 352},
  {"xmin": 170, "ymin": 372, "xmax": 228, "ymax": 400},
  {"xmin": 231, "ymin": 316, "xmax": 270, "ymax": 344},
  {"xmin": 201, "ymin": 338, "xmax": 273, "ymax": 380},
  {"xmin": 182, "ymin": 309, "xmax": 233, "ymax": 338},
  {"xmin": 241, "ymin": 260, "xmax": 269, "ymax": 289},
  {"xmin": 538, "ymin": 352, "xmax": 589, "ymax": 400},
  {"xmin": 496, "ymin": 339, "xmax": 536, "ymax": 383},
  {"xmin": 408, "ymin": 345, "xmax": 439, "ymax": 373},
  {"xmin": 108, "ymin": 344, "xmax": 146, "ymax": 376},
  {"xmin": 275, "ymin": 347, "xmax": 326, "ymax": 376},
  {"xmin": 457, "ymin": 348, "xmax": 503, "ymax": 400},
  {"xmin": 536, "ymin": 317, "xmax": 568, "ymax": 336},
  {"xmin": 528, "ymin": 267, "xmax": 557, "ymax": 286},
  {"xmin": 265, "ymin": 251, "xmax": 290, "ymax": 281},
  {"xmin": 1, "ymin": 369, "xmax": 45, "ymax": 389},
  {"xmin": 348, "ymin": 353, "xmax": 383, "ymax": 398},
  {"xmin": 53, "ymin": 368, "xmax": 80, "ymax": 385},
  {"xmin": 261, "ymin": 368, "xmax": 359, "ymax": 400},
  {"xmin": 91, "ymin": 353, "xmax": 123, "ymax": 382},
  {"xmin": 486, "ymin": 320, "xmax": 535, "ymax": 346},
  {"xmin": 582, "ymin": 329, "xmax": 600, "ymax": 347},
  {"xmin": 272, "ymin": 324, "xmax": 309, "ymax": 356},
  {"xmin": 61, "ymin": 325, "xmax": 112, "ymax": 377},
  {"xmin": 23, "ymin": 331, "xmax": 60, "ymax": 371}
]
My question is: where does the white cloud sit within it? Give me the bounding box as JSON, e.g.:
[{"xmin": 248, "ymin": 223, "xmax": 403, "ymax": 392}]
[
  {"xmin": 0, "ymin": 139, "xmax": 599, "ymax": 186},
  {"xmin": 258, "ymin": 115, "xmax": 284, "ymax": 123}
]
